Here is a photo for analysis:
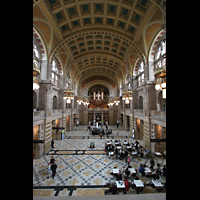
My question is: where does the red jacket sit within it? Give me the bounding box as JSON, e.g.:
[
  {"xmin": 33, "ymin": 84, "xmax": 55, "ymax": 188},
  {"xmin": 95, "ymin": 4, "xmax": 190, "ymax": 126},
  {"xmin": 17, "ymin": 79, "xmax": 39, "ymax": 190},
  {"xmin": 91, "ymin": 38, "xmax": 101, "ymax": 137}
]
[{"xmin": 124, "ymin": 179, "xmax": 130, "ymax": 191}]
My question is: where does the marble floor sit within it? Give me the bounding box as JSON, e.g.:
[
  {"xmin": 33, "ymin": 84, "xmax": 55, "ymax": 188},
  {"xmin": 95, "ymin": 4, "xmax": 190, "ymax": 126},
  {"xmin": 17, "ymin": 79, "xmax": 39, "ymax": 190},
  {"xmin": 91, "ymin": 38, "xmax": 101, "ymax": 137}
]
[{"xmin": 33, "ymin": 125, "xmax": 166, "ymax": 197}]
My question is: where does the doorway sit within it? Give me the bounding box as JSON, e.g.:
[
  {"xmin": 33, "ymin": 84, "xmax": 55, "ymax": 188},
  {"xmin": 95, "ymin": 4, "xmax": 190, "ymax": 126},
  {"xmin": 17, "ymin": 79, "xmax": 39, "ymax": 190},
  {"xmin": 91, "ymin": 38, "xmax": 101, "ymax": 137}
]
[{"xmin": 95, "ymin": 113, "xmax": 101, "ymax": 123}]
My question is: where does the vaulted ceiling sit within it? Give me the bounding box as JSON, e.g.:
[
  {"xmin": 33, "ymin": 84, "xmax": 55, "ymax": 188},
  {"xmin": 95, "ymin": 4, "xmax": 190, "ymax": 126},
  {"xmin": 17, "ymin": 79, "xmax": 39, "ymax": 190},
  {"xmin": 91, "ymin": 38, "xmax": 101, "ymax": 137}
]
[{"xmin": 33, "ymin": 0, "xmax": 166, "ymax": 89}]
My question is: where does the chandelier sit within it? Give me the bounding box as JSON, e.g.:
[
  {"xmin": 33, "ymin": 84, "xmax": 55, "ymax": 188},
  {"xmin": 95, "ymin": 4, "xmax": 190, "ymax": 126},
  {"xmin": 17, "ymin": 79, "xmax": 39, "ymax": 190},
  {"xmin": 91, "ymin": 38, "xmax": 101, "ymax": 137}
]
[
  {"xmin": 122, "ymin": 90, "xmax": 133, "ymax": 104},
  {"xmin": 107, "ymin": 96, "xmax": 120, "ymax": 106},
  {"xmin": 77, "ymin": 97, "xmax": 89, "ymax": 105},
  {"xmin": 83, "ymin": 99, "xmax": 90, "ymax": 105},
  {"xmin": 114, "ymin": 97, "xmax": 120, "ymax": 105},
  {"xmin": 77, "ymin": 97, "xmax": 83, "ymax": 105},
  {"xmin": 107, "ymin": 100, "xmax": 114, "ymax": 107},
  {"xmin": 63, "ymin": 89, "xmax": 74, "ymax": 103},
  {"xmin": 155, "ymin": 72, "xmax": 166, "ymax": 99}
]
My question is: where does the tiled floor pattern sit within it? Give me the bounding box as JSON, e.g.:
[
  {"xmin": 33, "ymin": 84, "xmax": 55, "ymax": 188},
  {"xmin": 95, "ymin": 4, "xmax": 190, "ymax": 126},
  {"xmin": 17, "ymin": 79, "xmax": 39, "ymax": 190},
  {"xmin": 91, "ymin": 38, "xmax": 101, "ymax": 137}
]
[{"xmin": 33, "ymin": 126, "xmax": 166, "ymax": 197}]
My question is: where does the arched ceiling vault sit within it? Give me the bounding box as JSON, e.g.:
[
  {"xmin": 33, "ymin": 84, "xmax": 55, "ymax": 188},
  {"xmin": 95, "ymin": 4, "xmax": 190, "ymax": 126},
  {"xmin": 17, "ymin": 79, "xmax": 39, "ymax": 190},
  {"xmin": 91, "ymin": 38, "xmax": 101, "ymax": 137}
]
[{"xmin": 33, "ymin": 0, "xmax": 166, "ymax": 89}]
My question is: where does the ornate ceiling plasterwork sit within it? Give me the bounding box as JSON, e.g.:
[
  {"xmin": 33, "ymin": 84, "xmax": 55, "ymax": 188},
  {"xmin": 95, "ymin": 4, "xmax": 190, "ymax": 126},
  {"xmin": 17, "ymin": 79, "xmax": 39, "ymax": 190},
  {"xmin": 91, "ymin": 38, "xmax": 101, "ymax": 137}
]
[{"xmin": 33, "ymin": 0, "xmax": 166, "ymax": 89}]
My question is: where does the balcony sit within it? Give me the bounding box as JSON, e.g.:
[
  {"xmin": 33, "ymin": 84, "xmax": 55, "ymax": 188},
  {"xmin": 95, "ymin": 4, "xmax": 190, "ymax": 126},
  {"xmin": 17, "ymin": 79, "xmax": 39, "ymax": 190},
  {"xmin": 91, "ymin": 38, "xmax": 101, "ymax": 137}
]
[
  {"xmin": 125, "ymin": 108, "xmax": 132, "ymax": 115},
  {"xmin": 88, "ymin": 107, "xmax": 108, "ymax": 111},
  {"xmin": 150, "ymin": 110, "xmax": 166, "ymax": 120},
  {"xmin": 66, "ymin": 108, "xmax": 72, "ymax": 115},
  {"xmin": 134, "ymin": 109, "xmax": 144, "ymax": 117},
  {"xmin": 33, "ymin": 110, "xmax": 45, "ymax": 120},
  {"xmin": 52, "ymin": 109, "xmax": 62, "ymax": 116}
]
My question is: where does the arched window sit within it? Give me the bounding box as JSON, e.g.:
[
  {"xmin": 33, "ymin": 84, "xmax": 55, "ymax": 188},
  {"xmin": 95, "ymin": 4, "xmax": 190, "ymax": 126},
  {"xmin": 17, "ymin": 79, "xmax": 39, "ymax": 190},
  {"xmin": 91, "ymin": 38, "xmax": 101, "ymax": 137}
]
[
  {"xmin": 156, "ymin": 46, "xmax": 162, "ymax": 60},
  {"xmin": 51, "ymin": 60, "xmax": 59, "ymax": 86},
  {"xmin": 162, "ymin": 41, "xmax": 166, "ymax": 55},
  {"xmin": 137, "ymin": 61, "xmax": 144, "ymax": 87},
  {"xmin": 52, "ymin": 96, "xmax": 57, "ymax": 109},
  {"xmin": 154, "ymin": 39, "xmax": 166, "ymax": 70},
  {"xmin": 139, "ymin": 96, "xmax": 143, "ymax": 109},
  {"xmin": 33, "ymin": 43, "xmax": 39, "ymax": 58},
  {"xmin": 33, "ymin": 37, "xmax": 41, "ymax": 89}
]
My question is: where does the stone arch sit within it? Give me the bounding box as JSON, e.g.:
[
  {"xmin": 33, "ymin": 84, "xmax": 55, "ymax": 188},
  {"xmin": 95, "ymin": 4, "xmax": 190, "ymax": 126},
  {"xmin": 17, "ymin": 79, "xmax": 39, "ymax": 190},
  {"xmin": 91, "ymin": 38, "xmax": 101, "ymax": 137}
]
[
  {"xmin": 49, "ymin": 29, "xmax": 147, "ymax": 66},
  {"xmin": 33, "ymin": 27, "xmax": 48, "ymax": 61}
]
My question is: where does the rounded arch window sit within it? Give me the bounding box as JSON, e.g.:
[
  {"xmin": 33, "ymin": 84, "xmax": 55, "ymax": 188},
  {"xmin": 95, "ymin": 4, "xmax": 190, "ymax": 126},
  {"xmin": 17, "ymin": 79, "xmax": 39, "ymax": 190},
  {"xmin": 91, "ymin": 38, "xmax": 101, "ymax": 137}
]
[
  {"xmin": 139, "ymin": 96, "xmax": 143, "ymax": 109},
  {"xmin": 137, "ymin": 61, "xmax": 144, "ymax": 87},
  {"xmin": 33, "ymin": 43, "xmax": 39, "ymax": 58},
  {"xmin": 51, "ymin": 60, "xmax": 59, "ymax": 86},
  {"xmin": 155, "ymin": 39, "xmax": 166, "ymax": 69},
  {"xmin": 52, "ymin": 96, "xmax": 57, "ymax": 109}
]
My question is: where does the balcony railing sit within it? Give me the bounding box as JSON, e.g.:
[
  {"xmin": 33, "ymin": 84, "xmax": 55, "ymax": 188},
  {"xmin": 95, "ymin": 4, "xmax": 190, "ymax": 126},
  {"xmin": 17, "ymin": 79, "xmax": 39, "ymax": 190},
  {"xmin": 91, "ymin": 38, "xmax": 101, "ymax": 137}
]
[
  {"xmin": 151, "ymin": 110, "xmax": 166, "ymax": 120},
  {"xmin": 134, "ymin": 109, "xmax": 144, "ymax": 116},
  {"xmin": 52, "ymin": 109, "xmax": 62, "ymax": 116},
  {"xmin": 33, "ymin": 110, "xmax": 45, "ymax": 119},
  {"xmin": 88, "ymin": 108, "xmax": 108, "ymax": 111}
]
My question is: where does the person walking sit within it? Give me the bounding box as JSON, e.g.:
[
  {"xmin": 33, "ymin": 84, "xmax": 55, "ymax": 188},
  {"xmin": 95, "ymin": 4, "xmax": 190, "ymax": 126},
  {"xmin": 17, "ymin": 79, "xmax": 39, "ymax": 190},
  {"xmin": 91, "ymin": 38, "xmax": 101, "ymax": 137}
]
[
  {"xmin": 47, "ymin": 162, "xmax": 51, "ymax": 175},
  {"xmin": 51, "ymin": 139, "xmax": 54, "ymax": 148},
  {"xmin": 125, "ymin": 149, "xmax": 128, "ymax": 163},
  {"xmin": 50, "ymin": 156, "xmax": 55, "ymax": 164},
  {"xmin": 100, "ymin": 133, "xmax": 102, "ymax": 139},
  {"xmin": 127, "ymin": 157, "xmax": 130, "ymax": 165},
  {"xmin": 150, "ymin": 158, "xmax": 155, "ymax": 168},
  {"xmin": 51, "ymin": 162, "xmax": 57, "ymax": 179}
]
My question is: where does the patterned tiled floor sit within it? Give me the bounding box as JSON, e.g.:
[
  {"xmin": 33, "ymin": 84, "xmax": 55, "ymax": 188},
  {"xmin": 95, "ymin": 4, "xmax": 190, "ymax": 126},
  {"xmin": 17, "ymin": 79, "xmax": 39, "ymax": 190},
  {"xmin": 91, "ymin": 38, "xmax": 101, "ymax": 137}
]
[{"xmin": 33, "ymin": 125, "xmax": 166, "ymax": 196}]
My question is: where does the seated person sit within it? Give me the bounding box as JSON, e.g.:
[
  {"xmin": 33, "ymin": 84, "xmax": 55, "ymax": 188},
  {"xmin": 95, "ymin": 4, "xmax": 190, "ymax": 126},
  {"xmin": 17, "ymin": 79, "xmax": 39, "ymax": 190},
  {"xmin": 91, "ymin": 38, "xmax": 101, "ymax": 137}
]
[
  {"xmin": 154, "ymin": 170, "xmax": 160, "ymax": 180},
  {"xmin": 116, "ymin": 172, "xmax": 122, "ymax": 181},
  {"xmin": 135, "ymin": 176, "xmax": 139, "ymax": 180},
  {"xmin": 104, "ymin": 183, "xmax": 117, "ymax": 195}
]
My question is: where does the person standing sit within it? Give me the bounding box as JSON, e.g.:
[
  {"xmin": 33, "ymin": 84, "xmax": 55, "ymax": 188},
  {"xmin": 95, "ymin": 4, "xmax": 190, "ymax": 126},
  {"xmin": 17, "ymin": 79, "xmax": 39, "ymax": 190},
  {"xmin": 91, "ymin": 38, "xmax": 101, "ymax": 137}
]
[
  {"xmin": 127, "ymin": 157, "xmax": 130, "ymax": 165},
  {"xmin": 100, "ymin": 133, "xmax": 102, "ymax": 139},
  {"xmin": 50, "ymin": 156, "xmax": 55, "ymax": 164},
  {"xmin": 47, "ymin": 162, "xmax": 51, "ymax": 175},
  {"xmin": 117, "ymin": 121, "xmax": 119, "ymax": 128},
  {"xmin": 150, "ymin": 158, "xmax": 155, "ymax": 168},
  {"xmin": 62, "ymin": 130, "xmax": 65, "ymax": 140},
  {"xmin": 115, "ymin": 147, "xmax": 118, "ymax": 160},
  {"xmin": 124, "ymin": 177, "xmax": 130, "ymax": 192},
  {"xmin": 51, "ymin": 139, "xmax": 54, "ymax": 148},
  {"xmin": 51, "ymin": 162, "xmax": 57, "ymax": 179},
  {"xmin": 125, "ymin": 149, "xmax": 128, "ymax": 163}
]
